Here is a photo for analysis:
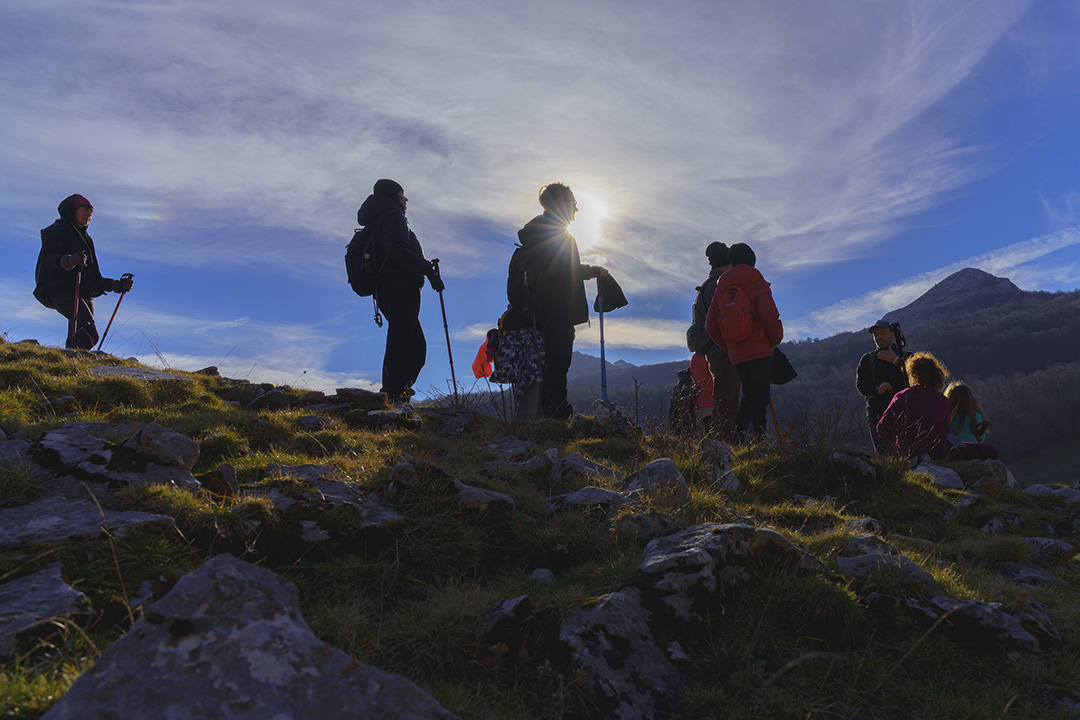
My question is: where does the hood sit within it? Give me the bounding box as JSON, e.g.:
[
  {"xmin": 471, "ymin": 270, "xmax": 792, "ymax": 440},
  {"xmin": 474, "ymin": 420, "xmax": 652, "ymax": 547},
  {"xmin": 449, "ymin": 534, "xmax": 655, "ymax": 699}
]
[
  {"xmin": 357, "ymin": 194, "xmax": 402, "ymax": 226},
  {"xmin": 517, "ymin": 212, "xmax": 566, "ymax": 247},
  {"xmin": 57, "ymin": 195, "xmax": 81, "ymax": 223},
  {"xmin": 721, "ymin": 263, "xmax": 765, "ymax": 286}
]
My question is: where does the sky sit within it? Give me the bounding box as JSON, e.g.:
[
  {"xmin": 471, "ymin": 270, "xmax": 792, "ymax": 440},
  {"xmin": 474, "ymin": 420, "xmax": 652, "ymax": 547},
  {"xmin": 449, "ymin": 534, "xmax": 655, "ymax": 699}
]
[{"xmin": 3, "ymin": 0, "xmax": 1080, "ymax": 397}]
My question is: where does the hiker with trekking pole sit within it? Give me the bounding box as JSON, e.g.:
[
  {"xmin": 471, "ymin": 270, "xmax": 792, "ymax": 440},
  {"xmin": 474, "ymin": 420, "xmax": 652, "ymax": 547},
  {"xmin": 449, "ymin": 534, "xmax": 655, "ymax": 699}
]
[
  {"xmin": 355, "ymin": 179, "xmax": 444, "ymax": 405},
  {"xmin": 33, "ymin": 194, "xmax": 135, "ymax": 350},
  {"xmin": 514, "ymin": 183, "xmax": 607, "ymax": 419}
]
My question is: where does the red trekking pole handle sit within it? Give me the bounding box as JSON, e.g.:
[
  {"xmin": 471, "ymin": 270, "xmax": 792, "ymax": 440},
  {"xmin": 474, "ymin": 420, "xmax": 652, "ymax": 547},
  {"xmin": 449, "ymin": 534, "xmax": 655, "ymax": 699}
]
[{"xmin": 96, "ymin": 273, "xmax": 134, "ymax": 352}]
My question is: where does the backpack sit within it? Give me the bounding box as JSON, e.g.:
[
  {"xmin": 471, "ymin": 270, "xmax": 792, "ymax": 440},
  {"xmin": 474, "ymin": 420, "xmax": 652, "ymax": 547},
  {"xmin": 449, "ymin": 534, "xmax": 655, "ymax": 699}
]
[
  {"xmin": 685, "ymin": 280, "xmax": 716, "ymax": 354},
  {"xmin": 33, "ymin": 248, "xmax": 53, "ymax": 308},
  {"xmin": 716, "ymin": 282, "xmax": 756, "ymax": 343},
  {"xmin": 345, "ymin": 226, "xmax": 381, "ymax": 297},
  {"xmin": 506, "ymin": 243, "xmax": 533, "ymax": 314}
]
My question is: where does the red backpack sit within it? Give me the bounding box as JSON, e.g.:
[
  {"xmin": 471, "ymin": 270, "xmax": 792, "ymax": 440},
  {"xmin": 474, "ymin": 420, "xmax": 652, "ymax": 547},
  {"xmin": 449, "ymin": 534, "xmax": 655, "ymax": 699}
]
[{"xmin": 717, "ymin": 283, "xmax": 756, "ymax": 343}]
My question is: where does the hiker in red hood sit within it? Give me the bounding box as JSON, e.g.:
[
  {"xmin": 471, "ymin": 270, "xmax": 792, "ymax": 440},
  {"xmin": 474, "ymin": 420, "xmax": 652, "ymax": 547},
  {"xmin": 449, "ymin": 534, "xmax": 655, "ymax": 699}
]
[
  {"xmin": 704, "ymin": 242, "xmax": 783, "ymax": 442},
  {"xmin": 36, "ymin": 194, "xmax": 134, "ymax": 350}
]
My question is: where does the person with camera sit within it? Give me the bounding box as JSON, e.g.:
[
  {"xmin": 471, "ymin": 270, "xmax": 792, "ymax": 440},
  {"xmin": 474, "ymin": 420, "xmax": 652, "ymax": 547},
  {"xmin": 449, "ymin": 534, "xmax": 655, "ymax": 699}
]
[{"xmin": 855, "ymin": 319, "xmax": 909, "ymax": 453}]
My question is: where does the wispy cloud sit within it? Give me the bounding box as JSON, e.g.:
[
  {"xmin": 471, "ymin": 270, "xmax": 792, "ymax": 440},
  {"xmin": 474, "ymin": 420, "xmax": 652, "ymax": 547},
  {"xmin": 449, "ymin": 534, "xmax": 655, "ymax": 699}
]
[{"xmin": 785, "ymin": 227, "xmax": 1080, "ymax": 337}]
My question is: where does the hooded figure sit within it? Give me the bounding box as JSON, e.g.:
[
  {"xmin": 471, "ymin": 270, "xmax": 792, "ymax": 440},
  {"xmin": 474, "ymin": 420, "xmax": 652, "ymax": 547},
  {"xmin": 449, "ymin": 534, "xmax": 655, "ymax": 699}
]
[
  {"xmin": 37, "ymin": 194, "xmax": 133, "ymax": 350},
  {"xmin": 355, "ymin": 179, "xmax": 443, "ymax": 404},
  {"xmin": 515, "ymin": 183, "xmax": 606, "ymax": 419}
]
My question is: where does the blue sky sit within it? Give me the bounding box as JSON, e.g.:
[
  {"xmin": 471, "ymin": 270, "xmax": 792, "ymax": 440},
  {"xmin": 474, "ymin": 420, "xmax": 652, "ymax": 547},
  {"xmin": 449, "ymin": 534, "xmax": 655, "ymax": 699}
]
[{"xmin": 3, "ymin": 0, "xmax": 1080, "ymax": 395}]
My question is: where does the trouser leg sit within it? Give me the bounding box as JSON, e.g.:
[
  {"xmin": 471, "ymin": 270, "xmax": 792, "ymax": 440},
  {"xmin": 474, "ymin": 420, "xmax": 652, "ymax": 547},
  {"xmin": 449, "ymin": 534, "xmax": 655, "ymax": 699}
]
[
  {"xmin": 540, "ymin": 322, "xmax": 575, "ymax": 419},
  {"xmin": 706, "ymin": 349, "xmax": 740, "ymax": 439},
  {"xmin": 377, "ymin": 280, "xmax": 425, "ymax": 399},
  {"xmin": 53, "ymin": 293, "xmax": 98, "ymax": 350},
  {"xmin": 867, "ymin": 408, "xmax": 888, "ymax": 453},
  {"xmin": 734, "ymin": 356, "xmax": 771, "ymax": 442}
]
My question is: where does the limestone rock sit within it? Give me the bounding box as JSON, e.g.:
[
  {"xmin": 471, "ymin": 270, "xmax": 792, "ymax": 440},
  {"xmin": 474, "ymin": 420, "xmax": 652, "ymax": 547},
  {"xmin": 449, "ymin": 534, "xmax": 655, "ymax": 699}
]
[
  {"xmin": 547, "ymin": 486, "xmax": 628, "ymax": 517},
  {"xmin": 994, "ymin": 562, "xmax": 1060, "ymax": 587},
  {"xmin": 550, "ymin": 453, "xmax": 623, "ymax": 485},
  {"xmin": 480, "ymin": 449, "xmax": 555, "ymax": 477},
  {"xmin": 530, "ymin": 569, "xmax": 556, "ymax": 584},
  {"xmin": 0, "ymin": 563, "xmax": 92, "ymax": 655},
  {"xmin": 42, "ymin": 554, "xmax": 460, "ymax": 720},
  {"xmin": 981, "ymin": 507, "xmax": 1024, "ymax": 534},
  {"xmin": 1025, "ymin": 484, "xmax": 1080, "ymax": 506},
  {"xmin": 198, "ymin": 463, "xmax": 239, "ymax": 499},
  {"xmin": 124, "ymin": 422, "xmax": 200, "ymax": 471},
  {"xmin": 451, "ymin": 477, "xmax": 515, "ymax": 522},
  {"xmin": 0, "ymin": 496, "xmax": 175, "ymax": 550},
  {"xmin": 835, "ymin": 553, "xmax": 940, "ymax": 597},
  {"xmin": 478, "ymin": 595, "xmax": 533, "ymax": 646},
  {"xmin": 35, "ymin": 427, "xmax": 202, "ymax": 492},
  {"xmin": 619, "ymin": 459, "xmax": 690, "ymax": 508},
  {"xmin": 844, "ymin": 517, "xmax": 884, "ymax": 535},
  {"xmin": 591, "ymin": 400, "xmax": 638, "ymax": 438},
  {"xmin": 847, "ymin": 533, "xmax": 901, "ymax": 557},
  {"xmin": 1024, "ymin": 537, "xmax": 1078, "ymax": 566},
  {"xmin": 478, "ymin": 436, "xmax": 536, "ymax": 460},
  {"xmin": 264, "ymin": 463, "xmax": 340, "ymax": 483},
  {"xmin": 912, "ymin": 461, "xmax": 964, "ymax": 490},
  {"xmin": 638, "ymin": 523, "xmax": 831, "ymax": 625},
  {"xmin": 88, "ymin": 366, "xmax": 191, "ymax": 382},
  {"xmin": 559, "ymin": 587, "xmax": 683, "ymax": 720},
  {"xmin": 913, "ymin": 595, "xmax": 1043, "ymax": 654},
  {"xmin": 297, "ymin": 416, "xmax": 332, "ymax": 432},
  {"xmin": 616, "ymin": 512, "xmax": 681, "ymax": 541},
  {"xmin": 832, "ymin": 452, "xmax": 876, "ymax": 481}
]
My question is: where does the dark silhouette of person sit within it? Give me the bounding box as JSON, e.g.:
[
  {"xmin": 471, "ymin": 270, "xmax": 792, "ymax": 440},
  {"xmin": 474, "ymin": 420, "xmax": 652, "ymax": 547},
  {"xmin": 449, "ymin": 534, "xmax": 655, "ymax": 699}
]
[
  {"xmin": 37, "ymin": 194, "xmax": 134, "ymax": 350},
  {"xmin": 515, "ymin": 183, "xmax": 607, "ymax": 419},
  {"xmin": 704, "ymin": 243, "xmax": 783, "ymax": 442},
  {"xmin": 356, "ymin": 179, "xmax": 443, "ymax": 404},
  {"xmin": 855, "ymin": 320, "xmax": 908, "ymax": 452},
  {"xmin": 877, "ymin": 351, "xmax": 999, "ymax": 460},
  {"xmin": 688, "ymin": 242, "xmax": 740, "ymax": 438}
]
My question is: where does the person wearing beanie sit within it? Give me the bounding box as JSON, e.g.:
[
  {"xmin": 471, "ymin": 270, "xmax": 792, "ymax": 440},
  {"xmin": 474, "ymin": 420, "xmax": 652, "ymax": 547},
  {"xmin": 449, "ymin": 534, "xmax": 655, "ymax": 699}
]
[
  {"xmin": 855, "ymin": 319, "xmax": 910, "ymax": 452},
  {"xmin": 686, "ymin": 241, "xmax": 740, "ymax": 437},
  {"xmin": 514, "ymin": 182, "xmax": 607, "ymax": 419},
  {"xmin": 356, "ymin": 179, "xmax": 444, "ymax": 404},
  {"xmin": 35, "ymin": 194, "xmax": 134, "ymax": 350},
  {"xmin": 704, "ymin": 242, "xmax": 783, "ymax": 443}
]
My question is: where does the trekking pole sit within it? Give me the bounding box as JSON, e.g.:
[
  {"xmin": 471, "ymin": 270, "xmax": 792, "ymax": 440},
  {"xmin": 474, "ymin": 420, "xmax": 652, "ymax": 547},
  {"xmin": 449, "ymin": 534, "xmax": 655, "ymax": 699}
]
[
  {"xmin": 598, "ymin": 284, "xmax": 608, "ymax": 401},
  {"xmin": 432, "ymin": 259, "xmax": 458, "ymax": 404},
  {"xmin": 769, "ymin": 398, "xmax": 783, "ymax": 445},
  {"xmin": 96, "ymin": 273, "xmax": 134, "ymax": 352},
  {"xmin": 71, "ymin": 270, "xmax": 82, "ymax": 348}
]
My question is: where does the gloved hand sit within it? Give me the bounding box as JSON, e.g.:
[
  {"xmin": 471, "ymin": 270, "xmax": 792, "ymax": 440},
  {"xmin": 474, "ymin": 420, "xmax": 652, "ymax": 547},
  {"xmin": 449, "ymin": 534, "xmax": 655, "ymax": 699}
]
[
  {"xmin": 61, "ymin": 252, "xmax": 88, "ymax": 271},
  {"xmin": 113, "ymin": 276, "xmax": 134, "ymax": 293},
  {"xmin": 428, "ymin": 273, "xmax": 445, "ymax": 293}
]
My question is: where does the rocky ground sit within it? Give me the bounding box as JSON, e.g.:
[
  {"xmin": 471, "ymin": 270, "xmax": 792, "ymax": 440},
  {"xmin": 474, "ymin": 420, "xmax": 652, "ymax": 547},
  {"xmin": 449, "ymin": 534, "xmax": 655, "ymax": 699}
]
[{"xmin": 3, "ymin": 338, "xmax": 1080, "ymax": 718}]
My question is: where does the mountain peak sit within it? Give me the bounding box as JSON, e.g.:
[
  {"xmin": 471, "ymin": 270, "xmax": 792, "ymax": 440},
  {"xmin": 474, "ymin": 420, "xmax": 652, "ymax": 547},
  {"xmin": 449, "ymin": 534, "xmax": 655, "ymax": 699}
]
[{"xmin": 884, "ymin": 268, "xmax": 1024, "ymax": 323}]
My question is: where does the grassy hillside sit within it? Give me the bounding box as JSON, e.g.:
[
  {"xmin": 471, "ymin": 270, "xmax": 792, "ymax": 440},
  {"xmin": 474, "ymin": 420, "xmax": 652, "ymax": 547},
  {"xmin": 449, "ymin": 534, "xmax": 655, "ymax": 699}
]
[{"xmin": 3, "ymin": 337, "xmax": 1080, "ymax": 718}]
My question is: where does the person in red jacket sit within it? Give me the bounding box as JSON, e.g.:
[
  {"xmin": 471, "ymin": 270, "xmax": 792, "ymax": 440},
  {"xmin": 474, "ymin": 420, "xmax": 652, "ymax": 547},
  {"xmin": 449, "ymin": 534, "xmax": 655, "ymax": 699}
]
[{"xmin": 704, "ymin": 243, "xmax": 783, "ymax": 442}]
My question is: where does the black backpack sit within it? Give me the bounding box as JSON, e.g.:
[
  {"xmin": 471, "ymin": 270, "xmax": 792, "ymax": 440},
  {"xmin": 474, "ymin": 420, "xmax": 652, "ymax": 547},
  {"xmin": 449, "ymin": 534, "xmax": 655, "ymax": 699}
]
[
  {"xmin": 685, "ymin": 279, "xmax": 716, "ymax": 354},
  {"xmin": 33, "ymin": 248, "xmax": 53, "ymax": 309},
  {"xmin": 506, "ymin": 243, "xmax": 533, "ymax": 314},
  {"xmin": 345, "ymin": 226, "xmax": 381, "ymax": 298}
]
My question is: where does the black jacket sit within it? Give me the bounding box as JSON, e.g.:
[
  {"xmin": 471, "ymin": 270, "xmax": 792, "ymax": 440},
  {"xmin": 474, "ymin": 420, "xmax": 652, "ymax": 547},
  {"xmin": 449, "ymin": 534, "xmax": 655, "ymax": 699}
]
[
  {"xmin": 357, "ymin": 194, "xmax": 434, "ymax": 287},
  {"xmin": 516, "ymin": 212, "xmax": 600, "ymax": 327},
  {"xmin": 38, "ymin": 195, "xmax": 115, "ymax": 302},
  {"xmin": 855, "ymin": 349, "xmax": 909, "ymax": 415}
]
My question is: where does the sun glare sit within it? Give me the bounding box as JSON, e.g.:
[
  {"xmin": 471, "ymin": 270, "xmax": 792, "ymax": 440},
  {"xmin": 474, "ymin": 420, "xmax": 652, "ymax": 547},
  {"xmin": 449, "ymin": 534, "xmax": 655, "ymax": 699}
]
[{"xmin": 570, "ymin": 190, "xmax": 609, "ymax": 254}]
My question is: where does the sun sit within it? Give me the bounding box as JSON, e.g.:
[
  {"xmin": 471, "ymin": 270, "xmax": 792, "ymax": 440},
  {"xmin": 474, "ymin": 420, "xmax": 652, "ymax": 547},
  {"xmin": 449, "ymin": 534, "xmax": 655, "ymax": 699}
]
[{"xmin": 569, "ymin": 190, "xmax": 609, "ymax": 254}]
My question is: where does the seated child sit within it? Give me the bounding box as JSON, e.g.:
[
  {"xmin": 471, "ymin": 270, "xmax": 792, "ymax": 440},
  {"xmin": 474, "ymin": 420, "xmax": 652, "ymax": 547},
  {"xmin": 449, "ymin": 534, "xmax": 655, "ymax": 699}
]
[{"xmin": 945, "ymin": 382, "xmax": 990, "ymax": 443}]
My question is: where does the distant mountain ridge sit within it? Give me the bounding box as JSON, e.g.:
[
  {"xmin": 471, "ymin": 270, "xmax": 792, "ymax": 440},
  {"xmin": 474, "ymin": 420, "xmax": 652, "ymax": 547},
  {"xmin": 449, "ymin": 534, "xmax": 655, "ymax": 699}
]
[{"xmin": 568, "ymin": 268, "xmax": 1080, "ymax": 462}]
